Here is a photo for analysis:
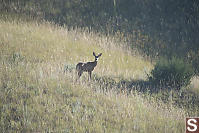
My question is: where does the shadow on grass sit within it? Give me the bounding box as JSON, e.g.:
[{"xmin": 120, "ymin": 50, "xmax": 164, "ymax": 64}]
[
  {"xmin": 92, "ymin": 74, "xmax": 165, "ymax": 93},
  {"xmin": 92, "ymin": 74, "xmax": 199, "ymax": 115}
]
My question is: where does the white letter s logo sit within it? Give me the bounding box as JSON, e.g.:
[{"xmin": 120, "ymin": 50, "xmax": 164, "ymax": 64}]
[{"xmin": 187, "ymin": 119, "xmax": 197, "ymax": 132}]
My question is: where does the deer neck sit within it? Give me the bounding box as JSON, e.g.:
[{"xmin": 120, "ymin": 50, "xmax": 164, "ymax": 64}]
[{"xmin": 94, "ymin": 59, "xmax": 97, "ymax": 65}]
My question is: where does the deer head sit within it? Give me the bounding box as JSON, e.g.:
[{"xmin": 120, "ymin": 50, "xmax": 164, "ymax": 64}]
[{"xmin": 93, "ymin": 52, "xmax": 102, "ymax": 62}]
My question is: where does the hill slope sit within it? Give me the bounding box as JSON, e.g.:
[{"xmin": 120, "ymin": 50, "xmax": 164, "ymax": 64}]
[{"xmin": 0, "ymin": 17, "xmax": 185, "ymax": 132}]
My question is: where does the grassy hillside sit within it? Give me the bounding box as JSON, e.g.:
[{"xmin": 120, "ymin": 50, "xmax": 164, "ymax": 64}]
[{"xmin": 0, "ymin": 16, "xmax": 187, "ymax": 132}]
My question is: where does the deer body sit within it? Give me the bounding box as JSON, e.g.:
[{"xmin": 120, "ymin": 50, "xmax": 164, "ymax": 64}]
[{"xmin": 76, "ymin": 52, "xmax": 102, "ymax": 79}]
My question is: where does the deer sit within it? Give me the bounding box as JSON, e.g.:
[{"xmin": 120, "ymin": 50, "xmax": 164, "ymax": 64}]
[{"xmin": 76, "ymin": 52, "xmax": 102, "ymax": 80}]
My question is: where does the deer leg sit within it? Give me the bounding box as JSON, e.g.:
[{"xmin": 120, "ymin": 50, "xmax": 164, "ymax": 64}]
[
  {"xmin": 78, "ymin": 71, "xmax": 83, "ymax": 78},
  {"xmin": 88, "ymin": 71, "xmax": 92, "ymax": 80}
]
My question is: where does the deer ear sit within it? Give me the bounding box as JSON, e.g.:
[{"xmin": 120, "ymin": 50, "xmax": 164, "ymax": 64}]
[
  {"xmin": 93, "ymin": 52, "xmax": 96, "ymax": 56},
  {"xmin": 98, "ymin": 53, "xmax": 102, "ymax": 57}
]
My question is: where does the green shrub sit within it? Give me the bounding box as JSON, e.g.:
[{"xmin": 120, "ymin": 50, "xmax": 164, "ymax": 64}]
[{"xmin": 150, "ymin": 57, "xmax": 194, "ymax": 89}]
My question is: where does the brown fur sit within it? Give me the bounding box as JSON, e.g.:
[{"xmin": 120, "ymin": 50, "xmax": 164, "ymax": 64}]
[{"xmin": 76, "ymin": 52, "xmax": 102, "ymax": 80}]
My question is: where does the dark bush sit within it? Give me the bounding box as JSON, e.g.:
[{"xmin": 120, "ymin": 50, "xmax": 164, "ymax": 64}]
[{"xmin": 150, "ymin": 57, "xmax": 194, "ymax": 89}]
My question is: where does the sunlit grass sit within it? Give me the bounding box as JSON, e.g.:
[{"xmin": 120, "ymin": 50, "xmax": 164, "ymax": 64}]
[
  {"xmin": 0, "ymin": 19, "xmax": 152, "ymax": 79},
  {"xmin": 0, "ymin": 61, "xmax": 185, "ymax": 132},
  {"xmin": 0, "ymin": 16, "xmax": 186, "ymax": 132}
]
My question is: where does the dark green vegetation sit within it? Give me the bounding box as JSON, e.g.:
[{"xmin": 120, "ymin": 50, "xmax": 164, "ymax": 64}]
[{"xmin": 150, "ymin": 57, "xmax": 194, "ymax": 89}]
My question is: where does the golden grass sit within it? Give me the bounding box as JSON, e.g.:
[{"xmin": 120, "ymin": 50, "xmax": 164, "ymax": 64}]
[
  {"xmin": 0, "ymin": 61, "xmax": 186, "ymax": 132},
  {"xmin": 0, "ymin": 19, "xmax": 152, "ymax": 79},
  {"xmin": 0, "ymin": 17, "xmax": 186, "ymax": 132}
]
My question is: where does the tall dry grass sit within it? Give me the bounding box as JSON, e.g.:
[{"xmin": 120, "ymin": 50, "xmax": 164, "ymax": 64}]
[{"xmin": 0, "ymin": 16, "xmax": 186, "ymax": 132}]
